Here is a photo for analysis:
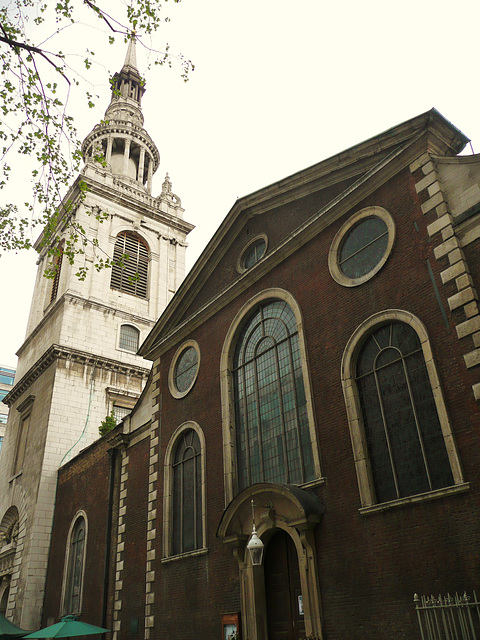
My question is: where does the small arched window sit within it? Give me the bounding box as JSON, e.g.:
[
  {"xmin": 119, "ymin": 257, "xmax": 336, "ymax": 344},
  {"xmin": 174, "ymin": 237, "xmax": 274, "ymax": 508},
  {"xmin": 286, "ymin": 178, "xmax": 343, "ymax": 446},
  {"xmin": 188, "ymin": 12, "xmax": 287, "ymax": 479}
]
[
  {"xmin": 119, "ymin": 324, "xmax": 140, "ymax": 352},
  {"xmin": 63, "ymin": 515, "xmax": 86, "ymax": 615},
  {"xmin": 172, "ymin": 429, "xmax": 203, "ymax": 555},
  {"xmin": 233, "ymin": 300, "xmax": 315, "ymax": 491},
  {"xmin": 111, "ymin": 232, "xmax": 149, "ymax": 298}
]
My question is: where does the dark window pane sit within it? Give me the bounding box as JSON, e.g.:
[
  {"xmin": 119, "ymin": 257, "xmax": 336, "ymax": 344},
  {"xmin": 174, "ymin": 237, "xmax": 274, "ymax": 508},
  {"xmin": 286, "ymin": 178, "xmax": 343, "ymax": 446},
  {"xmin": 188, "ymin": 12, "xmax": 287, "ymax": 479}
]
[
  {"xmin": 172, "ymin": 430, "xmax": 202, "ymax": 555},
  {"xmin": 339, "ymin": 216, "xmax": 388, "ymax": 279},
  {"xmin": 174, "ymin": 347, "xmax": 199, "ymax": 393},
  {"xmin": 356, "ymin": 322, "xmax": 453, "ymax": 503},
  {"xmin": 64, "ymin": 517, "xmax": 85, "ymax": 614},
  {"xmin": 243, "ymin": 239, "xmax": 266, "ymax": 270}
]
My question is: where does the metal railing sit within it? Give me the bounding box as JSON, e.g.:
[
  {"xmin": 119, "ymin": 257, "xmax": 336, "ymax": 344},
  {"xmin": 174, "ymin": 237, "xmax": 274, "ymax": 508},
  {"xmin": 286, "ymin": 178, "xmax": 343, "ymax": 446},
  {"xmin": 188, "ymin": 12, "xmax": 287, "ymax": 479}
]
[{"xmin": 415, "ymin": 592, "xmax": 480, "ymax": 640}]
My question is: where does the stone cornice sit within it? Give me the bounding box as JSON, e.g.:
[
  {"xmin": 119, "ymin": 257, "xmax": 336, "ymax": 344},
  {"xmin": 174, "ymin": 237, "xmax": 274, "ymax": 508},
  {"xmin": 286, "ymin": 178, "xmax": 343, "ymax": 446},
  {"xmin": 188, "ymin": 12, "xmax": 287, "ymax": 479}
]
[
  {"xmin": 5, "ymin": 344, "xmax": 150, "ymax": 406},
  {"xmin": 85, "ymin": 172, "xmax": 194, "ymax": 235},
  {"xmin": 34, "ymin": 170, "xmax": 194, "ymax": 254}
]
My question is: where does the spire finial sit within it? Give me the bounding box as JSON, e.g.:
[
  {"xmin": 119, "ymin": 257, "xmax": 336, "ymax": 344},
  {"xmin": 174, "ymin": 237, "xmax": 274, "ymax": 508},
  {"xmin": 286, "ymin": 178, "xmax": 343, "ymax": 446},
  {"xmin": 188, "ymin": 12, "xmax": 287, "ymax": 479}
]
[{"xmin": 123, "ymin": 35, "xmax": 138, "ymax": 70}]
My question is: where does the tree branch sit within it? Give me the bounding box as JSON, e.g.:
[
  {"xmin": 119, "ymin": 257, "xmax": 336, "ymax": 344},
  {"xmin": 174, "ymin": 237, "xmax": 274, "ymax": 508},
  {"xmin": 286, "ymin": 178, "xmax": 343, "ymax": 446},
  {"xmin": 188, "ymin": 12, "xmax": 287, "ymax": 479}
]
[{"xmin": 0, "ymin": 31, "xmax": 70, "ymax": 84}]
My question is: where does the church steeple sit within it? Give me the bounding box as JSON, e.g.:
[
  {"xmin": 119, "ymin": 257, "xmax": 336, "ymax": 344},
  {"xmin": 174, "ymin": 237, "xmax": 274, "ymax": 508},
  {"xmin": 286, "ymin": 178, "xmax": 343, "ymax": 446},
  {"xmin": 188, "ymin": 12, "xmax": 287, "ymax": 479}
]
[{"xmin": 81, "ymin": 38, "xmax": 160, "ymax": 193}]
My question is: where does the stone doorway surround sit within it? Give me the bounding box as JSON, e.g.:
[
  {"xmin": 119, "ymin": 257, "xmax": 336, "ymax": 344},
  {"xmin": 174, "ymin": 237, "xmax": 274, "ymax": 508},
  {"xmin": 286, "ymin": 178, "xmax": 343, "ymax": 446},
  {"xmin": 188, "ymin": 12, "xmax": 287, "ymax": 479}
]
[{"xmin": 217, "ymin": 483, "xmax": 325, "ymax": 640}]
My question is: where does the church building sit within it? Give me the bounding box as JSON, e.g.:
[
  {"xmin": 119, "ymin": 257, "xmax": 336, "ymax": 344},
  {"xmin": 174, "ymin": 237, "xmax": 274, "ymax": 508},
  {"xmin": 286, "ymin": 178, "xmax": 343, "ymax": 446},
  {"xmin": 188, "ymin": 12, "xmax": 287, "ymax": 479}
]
[
  {"xmin": 0, "ymin": 41, "xmax": 193, "ymax": 631},
  {"xmin": 40, "ymin": 106, "xmax": 480, "ymax": 640}
]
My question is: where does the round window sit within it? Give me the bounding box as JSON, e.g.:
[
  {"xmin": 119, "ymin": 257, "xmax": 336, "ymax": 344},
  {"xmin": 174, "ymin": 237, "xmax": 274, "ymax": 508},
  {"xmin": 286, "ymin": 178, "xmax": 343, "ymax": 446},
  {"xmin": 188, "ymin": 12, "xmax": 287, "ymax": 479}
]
[
  {"xmin": 238, "ymin": 236, "xmax": 267, "ymax": 273},
  {"xmin": 329, "ymin": 207, "xmax": 395, "ymax": 287},
  {"xmin": 169, "ymin": 341, "xmax": 200, "ymax": 398},
  {"xmin": 339, "ymin": 216, "xmax": 388, "ymax": 279}
]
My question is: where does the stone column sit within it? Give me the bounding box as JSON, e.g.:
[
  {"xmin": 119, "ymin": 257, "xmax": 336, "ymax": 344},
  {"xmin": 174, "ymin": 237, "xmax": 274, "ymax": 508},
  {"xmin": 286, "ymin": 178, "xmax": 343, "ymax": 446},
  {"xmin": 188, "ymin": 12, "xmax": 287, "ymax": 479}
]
[
  {"xmin": 123, "ymin": 139, "xmax": 131, "ymax": 176},
  {"xmin": 138, "ymin": 147, "xmax": 146, "ymax": 184},
  {"xmin": 147, "ymin": 156, "xmax": 153, "ymax": 194},
  {"xmin": 106, "ymin": 137, "xmax": 113, "ymax": 165}
]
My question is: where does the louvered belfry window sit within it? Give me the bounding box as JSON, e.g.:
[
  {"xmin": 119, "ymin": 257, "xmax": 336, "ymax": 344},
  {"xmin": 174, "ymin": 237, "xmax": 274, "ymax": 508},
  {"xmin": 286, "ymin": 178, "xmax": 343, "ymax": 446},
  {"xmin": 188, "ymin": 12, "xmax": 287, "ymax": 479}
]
[
  {"xmin": 49, "ymin": 246, "xmax": 64, "ymax": 303},
  {"xmin": 111, "ymin": 232, "xmax": 149, "ymax": 298}
]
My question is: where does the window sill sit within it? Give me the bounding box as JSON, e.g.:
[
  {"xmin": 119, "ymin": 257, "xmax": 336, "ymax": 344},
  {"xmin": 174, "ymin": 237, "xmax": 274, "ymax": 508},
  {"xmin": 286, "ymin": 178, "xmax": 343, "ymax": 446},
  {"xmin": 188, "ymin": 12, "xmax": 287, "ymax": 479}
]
[
  {"xmin": 359, "ymin": 483, "xmax": 470, "ymax": 515},
  {"xmin": 117, "ymin": 347, "xmax": 138, "ymax": 355},
  {"xmin": 300, "ymin": 477, "xmax": 326, "ymax": 490},
  {"xmin": 161, "ymin": 547, "xmax": 208, "ymax": 563}
]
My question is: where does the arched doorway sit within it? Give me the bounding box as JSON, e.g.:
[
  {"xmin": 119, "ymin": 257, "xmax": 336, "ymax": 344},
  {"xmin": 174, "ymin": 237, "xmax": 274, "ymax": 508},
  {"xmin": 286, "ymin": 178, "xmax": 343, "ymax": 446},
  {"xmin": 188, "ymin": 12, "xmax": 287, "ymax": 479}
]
[
  {"xmin": 217, "ymin": 483, "xmax": 324, "ymax": 640},
  {"xmin": 265, "ymin": 530, "xmax": 306, "ymax": 640}
]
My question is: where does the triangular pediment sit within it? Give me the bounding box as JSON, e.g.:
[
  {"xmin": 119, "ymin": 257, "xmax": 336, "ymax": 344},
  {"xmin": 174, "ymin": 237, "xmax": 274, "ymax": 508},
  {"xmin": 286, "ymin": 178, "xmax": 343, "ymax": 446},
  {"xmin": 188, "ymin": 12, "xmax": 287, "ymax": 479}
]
[{"xmin": 139, "ymin": 109, "xmax": 468, "ymax": 360}]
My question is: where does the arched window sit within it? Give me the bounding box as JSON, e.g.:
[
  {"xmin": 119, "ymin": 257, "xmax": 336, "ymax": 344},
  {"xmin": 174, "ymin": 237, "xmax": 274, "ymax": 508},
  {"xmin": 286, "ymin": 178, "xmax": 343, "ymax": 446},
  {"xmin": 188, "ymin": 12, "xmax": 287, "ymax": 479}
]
[
  {"xmin": 233, "ymin": 300, "xmax": 315, "ymax": 491},
  {"xmin": 342, "ymin": 311, "xmax": 465, "ymax": 508},
  {"xmin": 111, "ymin": 232, "xmax": 149, "ymax": 298},
  {"xmin": 63, "ymin": 515, "xmax": 86, "ymax": 615},
  {"xmin": 171, "ymin": 428, "xmax": 203, "ymax": 556},
  {"xmin": 119, "ymin": 324, "xmax": 140, "ymax": 352}
]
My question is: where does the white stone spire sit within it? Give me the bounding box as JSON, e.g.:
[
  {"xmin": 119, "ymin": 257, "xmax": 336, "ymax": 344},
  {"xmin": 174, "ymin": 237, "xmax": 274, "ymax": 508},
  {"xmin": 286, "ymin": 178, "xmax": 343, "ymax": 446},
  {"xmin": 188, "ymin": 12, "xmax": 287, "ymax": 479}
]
[
  {"xmin": 123, "ymin": 36, "xmax": 138, "ymax": 70},
  {"xmin": 81, "ymin": 40, "xmax": 160, "ymax": 192}
]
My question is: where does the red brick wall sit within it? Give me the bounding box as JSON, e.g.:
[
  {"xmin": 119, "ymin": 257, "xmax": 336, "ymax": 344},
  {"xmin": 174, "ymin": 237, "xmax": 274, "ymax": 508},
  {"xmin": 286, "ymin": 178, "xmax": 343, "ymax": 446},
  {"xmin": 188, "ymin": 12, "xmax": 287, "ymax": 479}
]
[
  {"xmin": 153, "ymin": 165, "xmax": 480, "ymax": 639},
  {"xmin": 43, "ymin": 436, "xmax": 112, "ymax": 627},
  {"xmin": 118, "ymin": 436, "xmax": 150, "ymax": 639}
]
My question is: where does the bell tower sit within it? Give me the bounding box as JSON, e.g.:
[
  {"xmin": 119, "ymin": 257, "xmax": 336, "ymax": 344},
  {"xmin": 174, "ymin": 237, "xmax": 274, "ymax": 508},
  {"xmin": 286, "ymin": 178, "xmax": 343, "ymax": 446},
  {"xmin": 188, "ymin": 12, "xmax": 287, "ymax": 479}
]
[{"xmin": 0, "ymin": 40, "xmax": 193, "ymax": 630}]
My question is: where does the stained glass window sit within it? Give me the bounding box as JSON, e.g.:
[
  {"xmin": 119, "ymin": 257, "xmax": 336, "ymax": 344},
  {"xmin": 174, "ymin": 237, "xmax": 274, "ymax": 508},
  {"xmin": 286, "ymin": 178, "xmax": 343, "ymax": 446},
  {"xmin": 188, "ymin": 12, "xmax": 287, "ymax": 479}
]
[
  {"xmin": 64, "ymin": 517, "xmax": 86, "ymax": 615},
  {"xmin": 111, "ymin": 232, "xmax": 149, "ymax": 298},
  {"xmin": 356, "ymin": 321, "xmax": 453, "ymax": 503},
  {"xmin": 172, "ymin": 429, "xmax": 202, "ymax": 554},
  {"xmin": 233, "ymin": 300, "xmax": 314, "ymax": 491},
  {"xmin": 339, "ymin": 216, "xmax": 388, "ymax": 279}
]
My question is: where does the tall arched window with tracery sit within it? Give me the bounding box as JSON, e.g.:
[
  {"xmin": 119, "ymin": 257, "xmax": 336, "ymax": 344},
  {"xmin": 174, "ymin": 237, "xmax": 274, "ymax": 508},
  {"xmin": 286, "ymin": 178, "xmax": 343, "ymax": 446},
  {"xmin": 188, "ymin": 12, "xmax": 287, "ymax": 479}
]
[
  {"xmin": 111, "ymin": 232, "xmax": 149, "ymax": 298},
  {"xmin": 172, "ymin": 429, "xmax": 203, "ymax": 555},
  {"xmin": 356, "ymin": 321, "xmax": 454, "ymax": 503},
  {"xmin": 63, "ymin": 515, "xmax": 86, "ymax": 615},
  {"xmin": 233, "ymin": 300, "xmax": 315, "ymax": 491},
  {"xmin": 342, "ymin": 310, "xmax": 465, "ymax": 508}
]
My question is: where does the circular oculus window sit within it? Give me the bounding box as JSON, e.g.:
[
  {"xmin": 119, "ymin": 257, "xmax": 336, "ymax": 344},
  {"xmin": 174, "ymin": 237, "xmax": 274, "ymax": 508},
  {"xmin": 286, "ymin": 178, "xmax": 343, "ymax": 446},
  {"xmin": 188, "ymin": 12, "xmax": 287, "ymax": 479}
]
[
  {"xmin": 329, "ymin": 207, "xmax": 395, "ymax": 287},
  {"xmin": 238, "ymin": 236, "xmax": 267, "ymax": 273},
  {"xmin": 169, "ymin": 341, "xmax": 200, "ymax": 398}
]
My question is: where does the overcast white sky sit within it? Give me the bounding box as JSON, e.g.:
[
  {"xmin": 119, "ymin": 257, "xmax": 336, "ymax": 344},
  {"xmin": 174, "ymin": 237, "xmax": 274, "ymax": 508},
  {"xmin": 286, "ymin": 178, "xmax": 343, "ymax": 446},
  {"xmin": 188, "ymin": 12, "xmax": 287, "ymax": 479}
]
[{"xmin": 1, "ymin": 0, "xmax": 480, "ymax": 368}]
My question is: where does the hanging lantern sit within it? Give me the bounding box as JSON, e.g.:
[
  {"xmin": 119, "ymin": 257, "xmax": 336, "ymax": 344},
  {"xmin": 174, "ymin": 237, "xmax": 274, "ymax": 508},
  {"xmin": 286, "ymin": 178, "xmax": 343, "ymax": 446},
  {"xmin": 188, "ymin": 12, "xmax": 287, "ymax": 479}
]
[{"xmin": 247, "ymin": 523, "xmax": 264, "ymax": 566}]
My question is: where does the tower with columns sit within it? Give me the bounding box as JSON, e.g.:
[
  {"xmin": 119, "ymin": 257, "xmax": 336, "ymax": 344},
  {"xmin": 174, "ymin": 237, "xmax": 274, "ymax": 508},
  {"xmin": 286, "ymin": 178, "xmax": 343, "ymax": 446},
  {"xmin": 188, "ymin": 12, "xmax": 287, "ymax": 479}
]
[{"xmin": 0, "ymin": 41, "xmax": 193, "ymax": 630}]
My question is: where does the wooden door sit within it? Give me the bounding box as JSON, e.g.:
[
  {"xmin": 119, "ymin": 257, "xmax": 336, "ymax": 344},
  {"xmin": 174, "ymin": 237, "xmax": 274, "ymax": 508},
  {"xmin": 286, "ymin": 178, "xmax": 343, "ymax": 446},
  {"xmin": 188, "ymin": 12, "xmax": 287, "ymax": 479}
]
[{"xmin": 264, "ymin": 530, "xmax": 305, "ymax": 640}]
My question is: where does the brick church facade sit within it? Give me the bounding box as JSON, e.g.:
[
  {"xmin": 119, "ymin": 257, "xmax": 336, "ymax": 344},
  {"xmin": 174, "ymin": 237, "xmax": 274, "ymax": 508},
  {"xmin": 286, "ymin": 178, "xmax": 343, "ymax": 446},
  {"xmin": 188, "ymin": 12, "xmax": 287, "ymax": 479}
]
[{"xmin": 42, "ymin": 110, "xmax": 480, "ymax": 640}]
